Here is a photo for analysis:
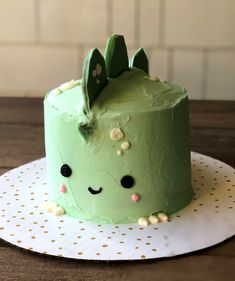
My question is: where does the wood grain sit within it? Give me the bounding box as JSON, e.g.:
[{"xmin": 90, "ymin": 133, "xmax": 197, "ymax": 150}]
[{"xmin": 0, "ymin": 98, "xmax": 234, "ymax": 280}]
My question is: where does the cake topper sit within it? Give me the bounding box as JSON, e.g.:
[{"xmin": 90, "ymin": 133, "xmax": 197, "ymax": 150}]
[
  {"xmin": 79, "ymin": 34, "xmax": 150, "ymax": 140},
  {"xmin": 104, "ymin": 34, "xmax": 129, "ymax": 78},
  {"xmin": 129, "ymin": 48, "xmax": 149, "ymax": 74},
  {"xmin": 82, "ymin": 48, "xmax": 107, "ymax": 113}
]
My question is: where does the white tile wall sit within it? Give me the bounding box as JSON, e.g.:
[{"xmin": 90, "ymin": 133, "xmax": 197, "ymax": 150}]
[
  {"xmin": 0, "ymin": 0, "xmax": 35, "ymax": 41},
  {"xmin": 149, "ymin": 49, "xmax": 168, "ymax": 81},
  {"xmin": 0, "ymin": 46, "xmax": 79, "ymax": 96},
  {"xmin": 207, "ymin": 52, "xmax": 235, "ymax": 100},
  {"xmin": 112, "ymin": 0, "xmax": 135, "ymax": 47},
  {"xmin": 0, "ymin": 0, "xmax": 234, "ymax": 100},
  {"xmin": 139, "ymin": 0, "xmax": 160, "ymax": 46},
  {"xmin": 165, "ymin": 0, "xmax": 235, "ymax": 47},
  {"xmin": 172, "ymin": 51, "xmax": 204, "ymax": 100},
  {"xmin": 40, "ymin": 0, "xmax": 107, "ymax": 44}
]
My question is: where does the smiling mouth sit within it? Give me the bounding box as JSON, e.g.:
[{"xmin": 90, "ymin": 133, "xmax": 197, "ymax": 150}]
[{"xmin": 88, "ymin": 187, "xmax": 103, "ymax": 195}]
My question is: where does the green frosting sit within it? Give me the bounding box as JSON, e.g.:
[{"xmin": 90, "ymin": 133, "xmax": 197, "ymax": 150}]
[
  {"xmin": 129, "ymin": 48, "xmax": 149, "ymax": 74},
  {"xmin": 44, "ymin": 68, "xmax": 193, "ymax": 224}
]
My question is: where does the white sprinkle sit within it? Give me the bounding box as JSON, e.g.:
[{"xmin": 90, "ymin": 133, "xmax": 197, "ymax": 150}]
[
  {"xmin": 110, "ymin": 128, "xmax": 124, "ymax": 141},
  {"xmin": 121, "ymin": 141, "xmax": 130, "ymax": 150},
  {"xmin": 158, "ymin": 213, "xmax": 169, "ymax": 222},
  {"xmin": 149, "ymin": 215, "xmax": 159, "ymax": 224},
  {"xmin": 96, "ymin": 79, "xmax": 100, "ymax": 84},
  {"xmin": 53, "ymin": 206, "xmax": 65, "ymax": 216},
  {"xmin": 96, "ymin": 64, "xmax": 102, "ymax": 75},
  {"xmin": 59, "ymin": 80, "xmax": 77, "ymax": 91},
  {"xmin": 117, "ymin": 149, "xmax": 123, "ymax": 156},
  {"xmin": 47, "ymin": 202, "xmax": 58, "ymax": 213},
  {"xmin": 92, "ymin": 69, "xmax": 97, "ymax": 77},
  {"xmin": 42, "ymin": 202, "xmax": 50, "ymax": 210},
  {"xmin": 149, "ymin": 76, "xmax": 160, "ymax": 81},
  {"xmin": 53, "ymin": 88, "xmax": 62, "ymax": 95},
  {"xmin": 138, "ymin": 217, "xmax": 150, "ymax": 226}
]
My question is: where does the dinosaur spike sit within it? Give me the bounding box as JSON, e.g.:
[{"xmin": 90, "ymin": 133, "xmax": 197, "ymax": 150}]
[
  {"xmin": 82, "ymin": 48, "xmax": 107, "ymax": 112},
  {"xmin": 105, "ymin": 34, "xmax": 129, "ymax": 78},
  {"xmin": 129, "ymin": 48, "xmax": 149, "ymax": 74}
]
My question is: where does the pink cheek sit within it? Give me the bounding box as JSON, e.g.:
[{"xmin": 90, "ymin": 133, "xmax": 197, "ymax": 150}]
[
  {"xmin": 131, "ymin": 193, "xmax": 140, "ymax": 202},
  {"xmin": 59, "ymin": 184, "xmax": 67, "ymax": 193}
]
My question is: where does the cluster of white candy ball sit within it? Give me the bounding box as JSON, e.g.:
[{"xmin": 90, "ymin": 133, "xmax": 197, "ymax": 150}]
[
  {"xmin": 138, "ymin": 213, "xmax": 169, "ymax": 226},
  {"xmin": 43, "ymin": 201, "xmax": 65, "ymax": 216}
]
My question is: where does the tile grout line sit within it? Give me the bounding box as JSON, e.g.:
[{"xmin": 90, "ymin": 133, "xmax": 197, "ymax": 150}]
[
  {"xmin": 167, "ymin": 48, "xmax": 174, "ymax": 81},
  {"xmin": 201, "ymin": 49, "xmax": 209, "ymax": 100},
  {"xmin": 34, "ymin": 0, "xmax": 41, "ymax": 42},
  {"xmin": 158, "ymin": 0, "xmax": 165, "ymax": 47},
  {"xmin": 77, "ymin": 46, "xmax": 83, "ymax": 78},
  {"xmin": 106, "ymin": 0, "xmax": 113, "ymax": 36},
  {"xmin": 134, "ymin": 0, "xmax": 140, "ymax": 46}
]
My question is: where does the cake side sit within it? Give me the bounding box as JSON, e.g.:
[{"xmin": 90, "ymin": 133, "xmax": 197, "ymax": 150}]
[{"xmin": 44, "ymin": 71, "xmax": 192, "ymax": 224}]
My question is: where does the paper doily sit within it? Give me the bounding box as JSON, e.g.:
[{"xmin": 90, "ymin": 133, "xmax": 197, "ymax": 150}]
[{"xmin": 0, "ymin": 152, "xmax": 234, "ymax": 260}]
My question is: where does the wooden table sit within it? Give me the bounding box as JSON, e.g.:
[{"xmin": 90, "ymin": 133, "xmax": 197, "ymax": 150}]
[{"xmin": 0, "ymin": 98, "xmax": 234, "ymax": 281}]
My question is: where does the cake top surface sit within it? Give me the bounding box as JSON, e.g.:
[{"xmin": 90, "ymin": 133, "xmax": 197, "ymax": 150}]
[{"xmin": 45, "ymin": 68, "xmax": 186, "ymax": 115}]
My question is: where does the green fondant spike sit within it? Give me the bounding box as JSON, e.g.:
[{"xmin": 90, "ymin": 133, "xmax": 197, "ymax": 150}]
[
  {"xmin": 105, "ymin": 34, "xmax": 129, "ymax": 78},
  {"xmin": 129, "ymin": 48, "xmax": 149, "ymax": 74},
  {"xmin": 82, "ymin": 48, "xmax": 107, "ymax": 112}
]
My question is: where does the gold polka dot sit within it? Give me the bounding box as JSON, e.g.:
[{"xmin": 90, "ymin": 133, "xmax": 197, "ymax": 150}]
[
  {"xmin": 146, "ymin": 242, "xmax": 151, "ymax": 245},
  {"xmin": 152, "ymin": 249, "xmax": 157, "ymax": 252},
  {"xmin": 28, "ymin": 247, "xmax": 33, "ymax": 250},
  {"xmin": 10, "ymin": 233, "xmax": 14, "ymax": 236},
  {"xmin": 51, "ymin": 240, "xmax": 55, "ymax": 243},
  {"xmin": 31, "ymin": 236, "xmax": 36, "ymax": 239},
  {"xmin": 0, "ymin": 227, "xmax": 4, "ymax": 230},
  {"xmin": 102, "ymin": 244, "xmax": 108, "ymax": 248},
  {"xmin": 117, "ymin": 252, "xmax": 122, "ymax": 255},
  {"xmin": 128, "ymin": 227, "xmax": 133, "ymax": 230},
  {"xmin": 42, "ymin": 251, "xmax": 47, "ymax": 254},
  {"xmin": 140, "ymin": 255, "xmax": 146, "ymax": 259},
  {"xmin": 90, "ymin": 237, "xmax": 96, "ymax": 240},
  {"xmin": 77, "ymin": 252, "xmax": 83, "ymax": 255},
  {"xmin": 96, "ymin": 253, "xmax": 100, "ymax": 256},
  {"xmin": 16, "ymin": 240, "xmax": 21, "ymax": 243}
]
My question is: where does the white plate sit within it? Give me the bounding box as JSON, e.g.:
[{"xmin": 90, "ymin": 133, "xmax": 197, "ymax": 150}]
[{"xmin": 0, "ymin": 152, "xmax": 234, "ymax": 261}]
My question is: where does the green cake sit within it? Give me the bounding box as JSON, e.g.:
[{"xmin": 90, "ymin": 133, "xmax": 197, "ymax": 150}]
[{"xmin": 43, "ymin": 34, "xmax": 193, "ymax": 225}]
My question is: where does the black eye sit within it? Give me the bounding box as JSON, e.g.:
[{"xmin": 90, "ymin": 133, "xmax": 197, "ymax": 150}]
[
  {"xmin": 120, "ymin": 175, "xmax": 134, "ymax": 188},
  {"xmin": 60, "ymin": 164, "xmax": 72, "ymax": 177}
]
